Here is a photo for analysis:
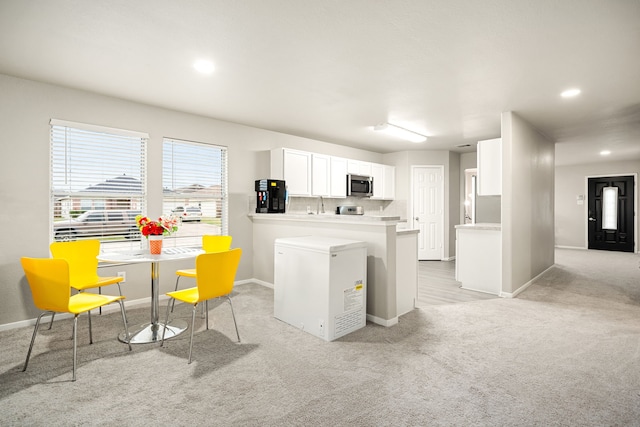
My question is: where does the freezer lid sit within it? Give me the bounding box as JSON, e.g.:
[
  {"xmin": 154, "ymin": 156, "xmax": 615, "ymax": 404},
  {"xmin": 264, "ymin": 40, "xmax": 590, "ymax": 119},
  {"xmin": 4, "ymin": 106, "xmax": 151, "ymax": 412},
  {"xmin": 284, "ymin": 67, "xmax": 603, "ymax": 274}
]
[{"xmin": 274, "ymin": 236, "xmax": 367, "ymax": 252}]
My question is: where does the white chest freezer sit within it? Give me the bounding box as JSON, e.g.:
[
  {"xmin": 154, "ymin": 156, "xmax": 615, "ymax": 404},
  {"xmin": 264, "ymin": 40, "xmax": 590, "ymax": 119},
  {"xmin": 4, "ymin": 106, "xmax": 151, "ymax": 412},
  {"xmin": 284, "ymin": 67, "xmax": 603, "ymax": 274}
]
[{"xmin": 274, "ymin": 236, "xmax": 367, "ymax": 341}]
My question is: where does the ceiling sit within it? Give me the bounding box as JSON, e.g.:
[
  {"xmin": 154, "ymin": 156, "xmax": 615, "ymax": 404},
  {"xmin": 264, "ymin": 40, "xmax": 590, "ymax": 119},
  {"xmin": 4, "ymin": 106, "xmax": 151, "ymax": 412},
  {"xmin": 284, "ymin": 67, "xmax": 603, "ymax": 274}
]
[{"xmin": 1, "ymin": 0, "xmax": 639, "ymax": 166}]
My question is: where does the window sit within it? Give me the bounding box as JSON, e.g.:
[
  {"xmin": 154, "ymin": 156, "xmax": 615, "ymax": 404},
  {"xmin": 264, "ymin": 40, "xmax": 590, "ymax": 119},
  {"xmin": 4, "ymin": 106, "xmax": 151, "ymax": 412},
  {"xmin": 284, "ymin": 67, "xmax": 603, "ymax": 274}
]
[
  {"xmin": 602, "ymin": 186, "xmax": 618, "ymax": 230},
  {"xmin": 50, "ymin": 119, "xmax": 147, "ymax": 251},
  {"xmin": 162, "ymin": 138, "xmax": 227, "ymax": 247}
]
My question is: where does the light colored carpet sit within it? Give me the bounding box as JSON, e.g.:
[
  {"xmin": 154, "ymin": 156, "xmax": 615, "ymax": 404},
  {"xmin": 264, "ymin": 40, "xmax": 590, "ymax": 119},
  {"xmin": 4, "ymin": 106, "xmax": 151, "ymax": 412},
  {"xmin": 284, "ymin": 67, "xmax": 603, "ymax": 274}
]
[{"xmin": 1, "ymin": 248, "xmax": 639, "ymax": 426}]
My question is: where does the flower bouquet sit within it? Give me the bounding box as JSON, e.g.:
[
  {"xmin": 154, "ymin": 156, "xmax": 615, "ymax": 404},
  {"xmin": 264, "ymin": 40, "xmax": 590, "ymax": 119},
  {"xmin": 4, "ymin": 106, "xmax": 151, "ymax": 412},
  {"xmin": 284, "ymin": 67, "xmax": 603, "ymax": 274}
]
[{"xmin": 135, "ymin": 215, "xmax": 178, "ymax": 254}]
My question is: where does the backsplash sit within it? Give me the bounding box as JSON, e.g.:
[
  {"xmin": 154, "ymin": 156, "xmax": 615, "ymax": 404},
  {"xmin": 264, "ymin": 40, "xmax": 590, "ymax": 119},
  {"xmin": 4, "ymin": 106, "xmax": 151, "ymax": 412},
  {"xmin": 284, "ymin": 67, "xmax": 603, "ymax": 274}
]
[{"xmin": 248, "ymin": 193, "xmax": 407, "ymax": 219}]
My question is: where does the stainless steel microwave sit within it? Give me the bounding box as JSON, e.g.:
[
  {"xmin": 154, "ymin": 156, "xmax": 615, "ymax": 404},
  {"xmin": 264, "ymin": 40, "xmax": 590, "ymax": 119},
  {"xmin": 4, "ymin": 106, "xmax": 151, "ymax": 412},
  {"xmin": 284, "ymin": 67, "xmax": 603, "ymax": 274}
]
[{"xmin": 347, "ymin": 174, "xmax": 373, "ymax": 197}]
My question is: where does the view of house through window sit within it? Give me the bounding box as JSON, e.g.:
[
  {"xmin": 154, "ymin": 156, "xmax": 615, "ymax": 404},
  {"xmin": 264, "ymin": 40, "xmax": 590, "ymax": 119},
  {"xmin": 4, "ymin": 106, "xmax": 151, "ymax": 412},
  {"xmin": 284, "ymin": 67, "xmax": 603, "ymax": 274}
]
[
  {"xmin": 162, "ymin": 138, "xmax": 227, "ymax": 247},
  {"xmin": 50, "ymin": 119, "xmax": 148, "ymax": 252}
]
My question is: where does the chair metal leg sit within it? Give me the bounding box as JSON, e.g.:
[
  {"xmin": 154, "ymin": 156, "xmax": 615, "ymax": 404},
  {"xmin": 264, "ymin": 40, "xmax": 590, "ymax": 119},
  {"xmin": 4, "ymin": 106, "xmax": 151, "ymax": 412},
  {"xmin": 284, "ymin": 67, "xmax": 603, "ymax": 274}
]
[
  {"xmin": 188, "ymin": 304, "xmax": 197, "ymax": 364},
  {"xmin": 170, "ymin": 277, "xmax": 181, "ymax": 313},
  {"xmin": 23, "ymin": 312, "xmax": 49, "ymax": 372},
  {"xmin": 227, "ymin": 296, "xmax": 241, "ymax": 343},
  {"xmin": 48, "ymin": 313, "xmax": 55, "ymax": 330},
  {"xmin": 205, "ymin": 300, "xmax": 209, "ymax": 330},
  {"xmin": 116, "ymin": 284, "xmax": 128, "ymax": 325},
  {"xmin": 87, "ymin": 310, "xmax": 93, "ymax": 344},
  {"xmin": 118, "ymin": 300, "xmax": 132, "ymax": 352},
  {"xmin": 72, "ymin": 315, "xmax": 78, "ymax": 382},
  {"xmin": 160, "ymin": 297, "xmax": 173, "ymax": 346}
]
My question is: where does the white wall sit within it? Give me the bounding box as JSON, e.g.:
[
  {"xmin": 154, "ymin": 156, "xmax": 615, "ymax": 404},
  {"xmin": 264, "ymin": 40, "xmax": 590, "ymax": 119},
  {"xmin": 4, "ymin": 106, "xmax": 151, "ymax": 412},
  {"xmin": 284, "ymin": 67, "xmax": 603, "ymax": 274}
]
[
  {"xmin": 0, "ymin": 73, "xmax": 384, "ymax": 326},
  {"xmin": 501, "ymin": 112, "xmax": 555, "ymax": 295},
  {"xmin": 555, "ymin": 160, "xmax": 640, "ymax": 249}
]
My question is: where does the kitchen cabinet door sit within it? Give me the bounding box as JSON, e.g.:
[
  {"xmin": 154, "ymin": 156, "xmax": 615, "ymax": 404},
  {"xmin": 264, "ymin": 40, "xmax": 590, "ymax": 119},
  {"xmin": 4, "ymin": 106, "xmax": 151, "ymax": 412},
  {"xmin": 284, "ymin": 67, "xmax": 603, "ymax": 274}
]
[
  {"xmin": 347, "ymin": 160, "xmax": 372, "ymax": 176},
  {"xmin": 371, "ymin": 163, "xmax": 395, "ymax": 200},
  {"xmin": 311, "ymin": 154, "xmax": 330, "ymax": 196},
  {"xmin": 283, "ymin": 149, "xmax": 311, "ymax": 196},
  {"xmin": 371, "ymin": 163, "xmax": 384, "ymax": 199},
  {"xmin": 477, "ymin": 138, "xmax": 501, "ymax": 196},
  {"xmin": 383, "ymin": 165, "xmax": 395, "ymax": 200},
  {"xmin": 329, "ymin": 156, "xmax": 348, "ymax": 198}
]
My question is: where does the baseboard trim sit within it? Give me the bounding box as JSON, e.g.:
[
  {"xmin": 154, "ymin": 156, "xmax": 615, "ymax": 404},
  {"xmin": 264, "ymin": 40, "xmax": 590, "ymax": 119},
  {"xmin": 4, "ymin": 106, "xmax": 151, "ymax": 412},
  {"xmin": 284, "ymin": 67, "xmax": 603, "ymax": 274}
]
[
  {"xmin": 0, "ymin": 280, "xmax": 254, "ymax": 332},
  {"xmin": 366, "ymin": 314, "xmax": 398, "ymax": 327},
  {"xmin": 555, "ymin": 245, "xmax": 586, "ymax": 250},
  {"xmin": 500, "ymin": 264, "xmax": 556, "ymax": 298},
  {"xmin": 241, "ymin": 278, "xmax": 273, "ymax": 289}
]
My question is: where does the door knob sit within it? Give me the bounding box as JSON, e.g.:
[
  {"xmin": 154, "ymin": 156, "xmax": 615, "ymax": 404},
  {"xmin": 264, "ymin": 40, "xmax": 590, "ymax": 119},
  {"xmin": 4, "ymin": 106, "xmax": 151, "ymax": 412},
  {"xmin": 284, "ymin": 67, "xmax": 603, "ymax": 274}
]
[
  {"xmin": 588, "ymin": 217, "xmax": 596, "ymax": 222},
  {"xmin": 415, "ymin": 217, "xmax": 419, "ymax": 221}
]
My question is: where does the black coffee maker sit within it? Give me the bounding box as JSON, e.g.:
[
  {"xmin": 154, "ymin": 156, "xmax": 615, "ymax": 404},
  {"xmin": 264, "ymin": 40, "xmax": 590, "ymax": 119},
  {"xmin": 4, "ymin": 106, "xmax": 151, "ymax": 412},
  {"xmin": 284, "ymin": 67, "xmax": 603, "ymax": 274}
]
[{"xmin": 255, "ymin": 179, "xmax": 286, "ymax": 213}]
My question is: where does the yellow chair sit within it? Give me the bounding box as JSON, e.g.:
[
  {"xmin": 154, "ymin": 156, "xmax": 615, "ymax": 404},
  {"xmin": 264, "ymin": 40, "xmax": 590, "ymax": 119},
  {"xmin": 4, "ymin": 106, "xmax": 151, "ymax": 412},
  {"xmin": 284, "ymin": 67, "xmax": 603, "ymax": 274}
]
[
  {"xmin": 171, "ymin": 235, "xmax": 232, "ymax": 313},
  {"xmin": 161, "ymin": 248, "xmax": 242, "ymax": 364},
  {"xmin": 21, "ymin": 257, "xmax": 132, "ymax": 382},
  {"xmin": 49, "ymin": 239, "xmax": 127, "ymax": 332}
]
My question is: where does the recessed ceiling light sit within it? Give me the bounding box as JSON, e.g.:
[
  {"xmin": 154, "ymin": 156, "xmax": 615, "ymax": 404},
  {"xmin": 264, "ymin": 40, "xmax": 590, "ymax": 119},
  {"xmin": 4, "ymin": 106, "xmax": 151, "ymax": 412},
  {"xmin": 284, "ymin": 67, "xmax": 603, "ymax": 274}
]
[
  {"xmin": 193, "ymin": 59, "xmax": 214, "ymax": 74},
  {"xmin": 600, "ymin": 150, "xmax": 611, "ymax": 156},
  {"xmin": 561, "ymin": 88, "xmax": 581, "ymax": 98}
]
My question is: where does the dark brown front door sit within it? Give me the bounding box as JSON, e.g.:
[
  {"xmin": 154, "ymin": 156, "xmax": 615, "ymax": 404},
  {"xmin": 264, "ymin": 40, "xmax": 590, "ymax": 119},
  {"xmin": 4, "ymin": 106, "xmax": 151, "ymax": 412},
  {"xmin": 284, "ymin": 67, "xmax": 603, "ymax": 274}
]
[{"xmin": 587, "ymin": 176, "xmax": 635, "ymax": 252}]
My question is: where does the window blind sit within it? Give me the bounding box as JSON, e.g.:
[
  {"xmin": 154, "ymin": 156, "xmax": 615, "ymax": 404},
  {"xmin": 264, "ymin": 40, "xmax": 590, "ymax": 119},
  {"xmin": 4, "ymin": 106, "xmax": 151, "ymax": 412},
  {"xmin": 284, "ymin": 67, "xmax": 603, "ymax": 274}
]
[
  {"xmin": 50, "ymin": 120, "xmax": 147, "ymax": 251},
  {"xmin": 162, "ymin": 138, "xmax": 227, "ymax": 247}
]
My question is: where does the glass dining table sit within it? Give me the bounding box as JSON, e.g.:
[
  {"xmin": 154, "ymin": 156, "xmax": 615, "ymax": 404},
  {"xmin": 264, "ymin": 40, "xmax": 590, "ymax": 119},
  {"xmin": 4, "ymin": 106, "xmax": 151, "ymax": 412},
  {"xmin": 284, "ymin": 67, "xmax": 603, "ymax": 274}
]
[{"xmin": 98, "ymin": 247, "xmax": 203, "ymax": 344}]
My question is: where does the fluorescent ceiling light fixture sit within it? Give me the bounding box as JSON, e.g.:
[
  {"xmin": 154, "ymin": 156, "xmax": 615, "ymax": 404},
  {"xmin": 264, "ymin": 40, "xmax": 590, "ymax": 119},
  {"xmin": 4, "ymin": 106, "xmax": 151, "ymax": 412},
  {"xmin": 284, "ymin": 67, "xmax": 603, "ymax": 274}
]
[
  {"xmin": 193, "ymin": 59, "xmax": 215, "ymax": 74},
  {"xmin": 373, "ymin": 122, "xmax": 427, "ymax": 143},
  {"xmin": 600, "ymin": 150, "xmax": 611, "ymax": 156},
  {"xmin": 561, "ymin": 88, "xmax": 581, "ymax": 98}
]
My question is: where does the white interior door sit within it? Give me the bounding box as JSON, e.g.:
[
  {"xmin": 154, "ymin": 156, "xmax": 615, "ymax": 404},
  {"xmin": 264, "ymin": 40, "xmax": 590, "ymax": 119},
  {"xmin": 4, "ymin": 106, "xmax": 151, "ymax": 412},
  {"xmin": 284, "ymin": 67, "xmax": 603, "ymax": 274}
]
[{"xmin": 412, "ymin": 166, "xmax": 444, "ymax": 260}]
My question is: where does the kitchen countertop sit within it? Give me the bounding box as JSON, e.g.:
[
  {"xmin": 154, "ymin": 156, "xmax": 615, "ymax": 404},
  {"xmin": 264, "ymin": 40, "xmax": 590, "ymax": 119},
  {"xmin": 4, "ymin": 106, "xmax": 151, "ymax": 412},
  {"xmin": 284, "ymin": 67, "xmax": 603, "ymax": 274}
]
[
  {"xmin": 455, "ymin": 223, "xmax": 501, "ymax": 231},
  {"xmin": 249, "ymin": 212, "xmax": 402, "ymax": 222},
  {"xmin": 249, "ymin": 213, "xmax": 419, "ymax": 235},
  {"xmin": 396, "ymin": 228, "xmax": 419, "ymax": 235}
]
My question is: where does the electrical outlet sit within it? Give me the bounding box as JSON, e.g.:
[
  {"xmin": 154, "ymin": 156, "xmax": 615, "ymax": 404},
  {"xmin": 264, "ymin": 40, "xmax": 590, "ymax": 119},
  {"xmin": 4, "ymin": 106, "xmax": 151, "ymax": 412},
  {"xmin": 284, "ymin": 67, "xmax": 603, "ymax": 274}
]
[
  {"xmin": 318, "ymin": 319, "xmax": 324, "ymax": 337},
  {"xmin": 117, "ymin": 271, "xmax": 126, "ymax": 283}
]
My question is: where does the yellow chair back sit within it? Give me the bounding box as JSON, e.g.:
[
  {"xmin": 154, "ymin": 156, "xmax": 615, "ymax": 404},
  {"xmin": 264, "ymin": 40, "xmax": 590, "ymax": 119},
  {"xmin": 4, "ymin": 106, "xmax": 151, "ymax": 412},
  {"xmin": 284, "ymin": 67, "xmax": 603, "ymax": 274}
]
[
  {"xmin": 202, "ymin": 235, "xmax": 232, "ymax": 253},
  {"xmin": 21, "ymin": 257, "xmax": 71, "ymax": 313},
  {"xmin": 195, "ymin": 248, "xmax": 242, "ymax": 302},
  {"xmin": 50, "ymin": 240, "xmax": 100, "ymax": 286}
]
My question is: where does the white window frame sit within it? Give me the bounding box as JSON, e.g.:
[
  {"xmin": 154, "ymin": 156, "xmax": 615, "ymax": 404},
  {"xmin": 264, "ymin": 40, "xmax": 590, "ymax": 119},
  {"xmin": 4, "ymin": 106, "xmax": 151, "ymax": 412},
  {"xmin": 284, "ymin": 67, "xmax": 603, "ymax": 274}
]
[
  {"xmin": 50, "ymin": 119, "xmax": 148, "ymax": 252},
  {"xmin": 162, "ymin": 137, "xmax": 228, "ymax": 248}
]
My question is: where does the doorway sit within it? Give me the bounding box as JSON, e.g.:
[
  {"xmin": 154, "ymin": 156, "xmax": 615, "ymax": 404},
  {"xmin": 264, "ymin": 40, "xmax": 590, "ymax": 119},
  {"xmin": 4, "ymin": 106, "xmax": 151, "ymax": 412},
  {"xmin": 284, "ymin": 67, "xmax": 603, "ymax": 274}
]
[
  {"xmin": 587, "ymin": 175, "xmax": 635, "ymax": 252},
  {"xmin": 463, "ymin": 168, "xmax": 477, "ymax": 224},
  {"xmin": 411, "ymin": 165, "xmax": 444, "ymax": 260}
]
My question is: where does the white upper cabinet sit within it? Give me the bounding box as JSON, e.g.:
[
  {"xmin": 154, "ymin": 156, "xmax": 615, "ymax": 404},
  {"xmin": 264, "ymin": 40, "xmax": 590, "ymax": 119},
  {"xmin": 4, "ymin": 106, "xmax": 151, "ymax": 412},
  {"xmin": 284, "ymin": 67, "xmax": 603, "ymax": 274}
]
[
  {"xmin": 383, "ymin": 164, "xmax": 395, "ymax": 200},
  {"xmin": 477, "ymin": 138, "xmax": 502, "ymax": 196},
  {"xmin": 271, "ymin": 148, "xmax": 312, "ymax": 196},
  {"xmin": 311, "ymin": 154, "xmax": 330, "ymax": 197},
  {"xmin": 329, "ymin": 156, "xmax": 348, "ymax": 198},
  {"xmin": 272, "ymin": 148, "xmax": 393, "ymax": 199},
  {"xmin": 371, "ymin": 163, "xmax": 395, "ymax": 200},
  {"xmin": 347, "ymin": 160, "xmax": 372, "ymax": 176}
]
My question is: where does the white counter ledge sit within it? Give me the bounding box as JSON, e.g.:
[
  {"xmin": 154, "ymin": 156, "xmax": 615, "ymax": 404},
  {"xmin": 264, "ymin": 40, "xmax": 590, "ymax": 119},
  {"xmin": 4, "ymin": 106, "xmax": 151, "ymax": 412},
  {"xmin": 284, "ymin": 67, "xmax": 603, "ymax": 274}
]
[
  {"xmin": 249, "ymin": 212, "xmax": 401, "ymax": 224},
  {"xmin": 455, "ymin": 223, "xmax": 501, "ymax": 231}
]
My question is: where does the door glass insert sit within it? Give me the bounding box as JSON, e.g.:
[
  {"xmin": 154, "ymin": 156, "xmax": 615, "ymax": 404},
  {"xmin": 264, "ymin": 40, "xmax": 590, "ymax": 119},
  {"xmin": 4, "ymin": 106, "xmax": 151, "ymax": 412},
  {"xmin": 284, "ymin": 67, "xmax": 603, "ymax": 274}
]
[{"xmin": 602, "ymin": 186, "xmax": 618, "ymax": 230}]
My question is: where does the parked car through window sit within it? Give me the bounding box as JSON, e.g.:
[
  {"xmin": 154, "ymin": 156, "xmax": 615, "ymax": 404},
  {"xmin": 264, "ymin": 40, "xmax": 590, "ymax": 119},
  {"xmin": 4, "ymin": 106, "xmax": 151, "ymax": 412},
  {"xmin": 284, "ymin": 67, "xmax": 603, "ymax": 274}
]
[
  {"xmin": 53, "ymin": 210, "xmax": 141, "ymax": 241},
  {"xmin": 172, "ymin": 206, "xmax": 202, "ymax": 222}
]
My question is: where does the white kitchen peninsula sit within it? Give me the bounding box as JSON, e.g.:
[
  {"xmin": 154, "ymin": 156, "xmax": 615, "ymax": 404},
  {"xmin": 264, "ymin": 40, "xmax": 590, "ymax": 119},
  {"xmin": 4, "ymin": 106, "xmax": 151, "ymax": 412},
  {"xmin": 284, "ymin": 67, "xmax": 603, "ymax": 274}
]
[
  {"xmin": 250, "ymin": 213, "xmax": 418, "ymax": 326},
  {"xmin": 455, "ymin": 223, "xmax": 502, "ymax": 295}
]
